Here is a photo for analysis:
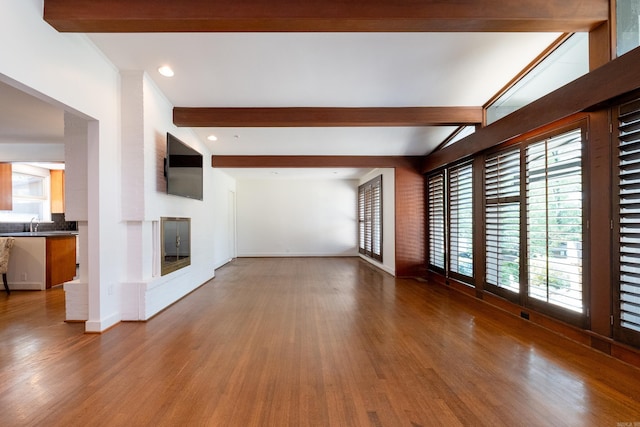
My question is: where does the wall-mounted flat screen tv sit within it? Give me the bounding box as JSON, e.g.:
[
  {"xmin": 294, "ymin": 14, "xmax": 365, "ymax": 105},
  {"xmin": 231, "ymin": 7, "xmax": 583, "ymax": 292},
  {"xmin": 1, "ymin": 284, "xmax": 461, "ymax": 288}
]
[{"xmin": 165, "ymin": 132, "xmax": 203, "ymax": 200}]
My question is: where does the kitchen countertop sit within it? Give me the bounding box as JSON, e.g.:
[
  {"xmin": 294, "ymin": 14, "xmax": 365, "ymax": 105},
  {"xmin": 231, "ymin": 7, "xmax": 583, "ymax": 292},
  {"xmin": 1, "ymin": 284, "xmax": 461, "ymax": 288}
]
[{"xmin": 0, "ymin": 231, "xmax": 78, "ymax": 237}]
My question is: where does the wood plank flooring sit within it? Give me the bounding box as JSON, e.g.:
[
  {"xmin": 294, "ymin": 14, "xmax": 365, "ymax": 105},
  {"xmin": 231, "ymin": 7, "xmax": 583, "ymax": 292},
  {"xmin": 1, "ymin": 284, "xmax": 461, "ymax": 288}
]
[{"xmin": 1, "ymin": 257, "xmax": 640, "ymax": 426}]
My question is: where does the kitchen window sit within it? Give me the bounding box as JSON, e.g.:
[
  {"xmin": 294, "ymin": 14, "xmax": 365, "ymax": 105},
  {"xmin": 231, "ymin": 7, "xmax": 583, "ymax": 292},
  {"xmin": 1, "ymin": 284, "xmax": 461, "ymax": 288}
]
[{"xmin": 0, "ymin": 164, "xmax": 51, "ymax": 223}]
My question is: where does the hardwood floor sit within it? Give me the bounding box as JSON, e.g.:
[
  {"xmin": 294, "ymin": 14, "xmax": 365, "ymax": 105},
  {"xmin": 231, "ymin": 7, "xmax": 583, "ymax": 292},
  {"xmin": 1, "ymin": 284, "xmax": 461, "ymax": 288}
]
[{"xmin": 1, "ymin": 257, "xmax": 640, "ymax": 426}]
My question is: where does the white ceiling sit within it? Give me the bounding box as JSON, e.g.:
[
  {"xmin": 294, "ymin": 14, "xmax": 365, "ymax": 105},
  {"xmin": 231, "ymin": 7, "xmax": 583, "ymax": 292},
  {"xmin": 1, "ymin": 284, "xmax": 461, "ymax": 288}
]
[
  {"xmin": 1, "ymin": 31, "xmax": 561, "ymax": 177},
  {"xmin": 0, "ymin": 82, "xmax": 64, "ymax": 145}
]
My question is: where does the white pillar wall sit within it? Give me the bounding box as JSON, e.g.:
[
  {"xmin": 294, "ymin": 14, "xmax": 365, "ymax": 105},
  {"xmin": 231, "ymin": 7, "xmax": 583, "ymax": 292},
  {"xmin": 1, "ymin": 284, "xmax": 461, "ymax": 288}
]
[{"xmin": 62, "ymin": 114, "xmax": 90, "ymax": 322}]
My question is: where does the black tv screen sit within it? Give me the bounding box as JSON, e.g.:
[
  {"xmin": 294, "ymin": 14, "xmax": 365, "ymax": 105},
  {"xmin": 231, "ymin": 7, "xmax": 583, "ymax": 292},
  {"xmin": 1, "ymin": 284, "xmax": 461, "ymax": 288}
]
[{"xmin": 165, "ymin": 132, "xmax": 203, "ymax": 200}]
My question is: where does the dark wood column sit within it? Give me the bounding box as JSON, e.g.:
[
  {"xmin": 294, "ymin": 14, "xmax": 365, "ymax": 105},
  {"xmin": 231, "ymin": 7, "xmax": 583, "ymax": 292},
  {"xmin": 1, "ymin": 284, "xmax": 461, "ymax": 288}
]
[
  {"xmin": 588, "ymin": 110, "xmax": 613, "ymax": 339},
  {"xmin": 394, "ymin": 166, "xmax": 425, "ymax": 278}
]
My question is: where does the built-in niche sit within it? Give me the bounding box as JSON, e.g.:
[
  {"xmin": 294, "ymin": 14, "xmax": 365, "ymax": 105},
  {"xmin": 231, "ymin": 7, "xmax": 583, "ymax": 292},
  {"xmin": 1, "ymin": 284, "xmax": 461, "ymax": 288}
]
[{"xmin": 161, "ymin": 217, "xmax": 191, "ymax": 275}]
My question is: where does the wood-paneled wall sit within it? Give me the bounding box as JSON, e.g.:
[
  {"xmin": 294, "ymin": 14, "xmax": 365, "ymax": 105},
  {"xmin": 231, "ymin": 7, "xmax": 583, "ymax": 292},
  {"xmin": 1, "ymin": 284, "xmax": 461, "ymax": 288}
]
[{"xmin": 394, "ymin": 166, "xmax": 426, "ymax": 277}]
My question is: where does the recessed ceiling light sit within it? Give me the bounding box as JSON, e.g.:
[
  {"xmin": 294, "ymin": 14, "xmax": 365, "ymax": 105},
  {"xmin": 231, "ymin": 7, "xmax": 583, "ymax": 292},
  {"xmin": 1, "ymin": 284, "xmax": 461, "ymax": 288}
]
[
  {"xmin": 158, "ymin": 65, "xmax": 174, "ymax": 77},
  {"xmin": 207, "ymin": 134, "xmax": 218, "ymax": 141}
]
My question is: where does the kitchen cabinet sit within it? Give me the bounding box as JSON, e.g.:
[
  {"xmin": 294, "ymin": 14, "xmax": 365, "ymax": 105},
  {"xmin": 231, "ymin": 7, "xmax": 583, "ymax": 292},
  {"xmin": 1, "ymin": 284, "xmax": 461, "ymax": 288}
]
[
  {"xmin": 50, "ymin": 169, "xmax": 65, "ymax": 213},
  {"xmin": 4, "ymin": 233, "xmax": 76, "ymax": 290},
  {"xmin": 0, "ymin": 163, "xmax": 11, "ymax": 211},
  {"xmin": 46, "ymin": 235, "xmax": 76, "ymax": 288}
]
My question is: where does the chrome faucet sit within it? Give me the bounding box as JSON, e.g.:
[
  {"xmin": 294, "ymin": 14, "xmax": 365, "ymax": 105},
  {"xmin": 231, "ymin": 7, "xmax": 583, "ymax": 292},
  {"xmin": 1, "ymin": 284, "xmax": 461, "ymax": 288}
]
[{"xmin": 30, "ymin": 217, "xmax": 39, "ymax": 233}]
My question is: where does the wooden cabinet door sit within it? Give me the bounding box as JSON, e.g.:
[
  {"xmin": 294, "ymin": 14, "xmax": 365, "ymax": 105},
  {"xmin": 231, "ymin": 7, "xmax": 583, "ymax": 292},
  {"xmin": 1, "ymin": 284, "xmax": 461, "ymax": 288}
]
[
  {"xmin": 46, "ymin": 236, "xmax": 76, "ymax": 288},
  {"xmin": 0, "ymin": 163, "xmax": 11, "ymax": 211},
  {"xmin": 50, "ymin": 169, "xmax": 65, "ymax": 213}
]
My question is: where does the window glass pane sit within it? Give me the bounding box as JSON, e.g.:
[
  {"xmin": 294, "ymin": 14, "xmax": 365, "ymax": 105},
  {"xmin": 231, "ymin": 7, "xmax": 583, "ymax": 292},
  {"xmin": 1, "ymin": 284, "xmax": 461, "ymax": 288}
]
[
  {"xmin": 0, "ymin": 200, "xmax": 44, "ymax": 223},
  {"xmin": 442, "ymin": 126, "xmax": 476, "ymax": 149},
  {"xmin": 618, "ymin": 97, "xmax": 640, "ymax": 334},
  {"xmin": 487, "ymin": 33, "xmax": 589, "ymax": 125},
  {"xmin": 428, "ymin": 173, "xmax": 445, "ymax": 270},
  {"xmin": 526, "ymin": 129, "xmax": 583, "ymax": 313},
  {"xmin": 449, "ymin": 163, "xmax": 473, "ymax": 278},
  {"xmin": 485, "ymin": 148, "xmax": 521, "ymax": 292},
  {"xmin": 13, "ymin": 172, "xmax": 44, "ymax": 197},
  {"xmin": 617, "ymin": 0, "xmax": 640, "ymax": 57}
]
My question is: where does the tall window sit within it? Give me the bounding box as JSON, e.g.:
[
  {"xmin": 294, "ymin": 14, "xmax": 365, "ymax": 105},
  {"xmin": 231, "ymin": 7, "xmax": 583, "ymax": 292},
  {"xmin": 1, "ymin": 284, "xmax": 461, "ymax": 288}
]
[
  {"xmin": 617, "ymin": 96, "xmax": 640, "ymax": 344},
  {"xmin": 428, "ymin": 172, "xmax": 445, "ymax": 271},
  {"xmin": 485, "ymin": 148, "xmax": 521, "ymax": 294},
  {"xmin": 448, "ymin": 162, "xmax": 473, "ymax": 278},
  {"xmin": 526, "ymin": 129, "xmax": 584, "ymax": 313},
  {"xmin": 358, "ymin": 175, "xmax": 382, "ymax": 262},
  {"xmin": 481, "ymin": 127, "xmax": 585, "ymax": 320}
]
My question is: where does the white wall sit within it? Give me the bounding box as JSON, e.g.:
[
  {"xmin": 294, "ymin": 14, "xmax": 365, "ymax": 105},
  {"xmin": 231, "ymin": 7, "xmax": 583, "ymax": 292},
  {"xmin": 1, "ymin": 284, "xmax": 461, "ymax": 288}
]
[
  {"xmin": 119, "ymin": 72, "xmax": 236, "ymax": 320},
  {"xmin": 359, "ymin": 169, "xmax": 395, "ymax": 275},
  {"xmin": 237, "ymin": 179, "xmax": 358, "ymax": 257},
  {"xmin": 211, "ymin": 171, "xmax": 238, "ymax": 268}
]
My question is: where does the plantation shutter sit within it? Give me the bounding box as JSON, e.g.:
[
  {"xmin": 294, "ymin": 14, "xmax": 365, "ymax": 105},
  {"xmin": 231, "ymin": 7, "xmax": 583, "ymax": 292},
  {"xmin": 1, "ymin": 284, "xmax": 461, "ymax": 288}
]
[
  {"xmin": 526, "ymin": 128, "xmax": 583, "ymax": 313},
  {"xmin": 485, "ymin": 148, "xmax": 521, "ymax": 293},
  {"xmin": 358, "ymin": 186, "xmax": 366, "ymax": 253},
  {"xmin": 358, "ymin": 175, "xmax": 382, "ymax": 262},
  {"xmin": 371, "ymin": 177, "xmax": 382, "ymax": 259},
  {"xmin": 618, "ymin": 97, "xmax": 640, "ymax": 338},
  {"xmin": 428, "ymin": 172, "xmax": 446, "ymax": 271},
  {"xmin": 448, "ymin": 162, "xmax": 473, "ymax": 278}
]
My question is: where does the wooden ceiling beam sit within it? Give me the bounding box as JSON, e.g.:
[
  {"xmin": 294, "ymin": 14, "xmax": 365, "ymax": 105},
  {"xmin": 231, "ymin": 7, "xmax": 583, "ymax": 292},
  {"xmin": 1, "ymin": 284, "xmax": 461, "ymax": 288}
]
[
  {"xmin": 174, "ymin": 107, "xmax": 482, "ymax": 128},
  {"xmin": 43, "ymin": 0, "xmax": 607, "ymax": 33},
  {"xmin": 211, "ymin": 155, "xmax": 423, "ymax": 170}
]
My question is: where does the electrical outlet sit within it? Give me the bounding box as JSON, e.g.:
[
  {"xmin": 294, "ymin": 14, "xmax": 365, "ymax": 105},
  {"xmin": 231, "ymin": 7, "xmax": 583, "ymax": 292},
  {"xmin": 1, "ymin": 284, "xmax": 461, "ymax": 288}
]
[
  {"xmin": 21, "ymin": 272, "xmax": 27, "ymax": 281},
  {"xmin": 108, "ymin": 283, "xmax": 114, "ymax": 296}
]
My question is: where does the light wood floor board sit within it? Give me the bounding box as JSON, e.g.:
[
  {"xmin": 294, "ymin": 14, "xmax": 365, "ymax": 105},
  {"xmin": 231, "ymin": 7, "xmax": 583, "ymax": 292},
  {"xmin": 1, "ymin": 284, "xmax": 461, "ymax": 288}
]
[{"xmin": 1, "ymin": 257, "xmax": 639, "ymax": 426}]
